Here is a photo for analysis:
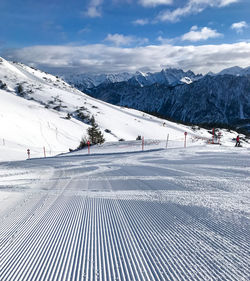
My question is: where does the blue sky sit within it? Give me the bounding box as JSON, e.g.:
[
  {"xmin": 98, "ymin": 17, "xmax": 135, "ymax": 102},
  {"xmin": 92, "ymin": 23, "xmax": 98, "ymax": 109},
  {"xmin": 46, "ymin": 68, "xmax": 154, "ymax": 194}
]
[{"xmin": 1, "ymin": 0, "xmax": 250, "ymax": 74}]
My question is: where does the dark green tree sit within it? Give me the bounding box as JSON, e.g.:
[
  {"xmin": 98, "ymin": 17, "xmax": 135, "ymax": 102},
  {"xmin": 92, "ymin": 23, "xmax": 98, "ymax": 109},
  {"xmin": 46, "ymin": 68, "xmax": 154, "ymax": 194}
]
[{"xmin": 87, "ymin": 115, "xmax": 105, "ymax": 145}]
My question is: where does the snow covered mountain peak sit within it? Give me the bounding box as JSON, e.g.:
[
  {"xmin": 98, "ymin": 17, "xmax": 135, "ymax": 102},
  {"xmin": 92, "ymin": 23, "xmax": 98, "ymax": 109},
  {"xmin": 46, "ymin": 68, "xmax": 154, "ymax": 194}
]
[
  {"xmin": 217, "ymin": 66, "xmax": 243, "ymax": 76},
  {"xmin": 217, "ymin": 65, "xmax": 250, "ymax": 76},
  {"xmin": 159, "ymin": 68, "xmax": 199, "ymax": 85},
  {"xmin": 135, "ymin": 70, "xmax": 147, "ymax": 76}
]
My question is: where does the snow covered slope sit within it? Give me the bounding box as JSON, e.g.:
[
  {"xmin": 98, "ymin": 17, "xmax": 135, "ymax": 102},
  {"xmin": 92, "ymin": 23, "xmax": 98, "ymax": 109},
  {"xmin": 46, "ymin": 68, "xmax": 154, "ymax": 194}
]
[
  {"xmin": 0, "ymin": 89, "xmax": 86, "ymax": 160},
  {"xmin": 0, "ymin": 57, "xmax": 248, "ymax": 162}
]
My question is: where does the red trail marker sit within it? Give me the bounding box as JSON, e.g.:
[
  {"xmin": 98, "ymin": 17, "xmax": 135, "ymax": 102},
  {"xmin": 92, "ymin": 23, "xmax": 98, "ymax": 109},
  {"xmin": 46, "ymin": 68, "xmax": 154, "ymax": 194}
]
[
  {"xmin": 184, "ymin": 132, "xmax": 187, "ymax": 148},
  {"xmin": 87, "ymin": 141, "xmax": 90, "ymax": 154}
]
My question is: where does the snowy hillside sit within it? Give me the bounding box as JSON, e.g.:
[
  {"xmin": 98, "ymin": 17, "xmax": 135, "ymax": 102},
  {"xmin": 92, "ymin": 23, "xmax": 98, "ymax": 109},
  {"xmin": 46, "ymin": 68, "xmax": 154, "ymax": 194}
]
[
  {"xmin": 0, "ymin": 89, "xmax": 86, "ymax": 161},
  {"xmin": 1, "ymin": 57, "xmax": 236, "ymax": 162}
]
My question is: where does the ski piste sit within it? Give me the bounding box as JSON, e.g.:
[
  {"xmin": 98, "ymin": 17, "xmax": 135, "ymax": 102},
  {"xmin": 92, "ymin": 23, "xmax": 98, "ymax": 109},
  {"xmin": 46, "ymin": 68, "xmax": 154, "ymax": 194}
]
[{"xmin": 0, "ymin": 144, "xmax": 249, "ymax": 281}]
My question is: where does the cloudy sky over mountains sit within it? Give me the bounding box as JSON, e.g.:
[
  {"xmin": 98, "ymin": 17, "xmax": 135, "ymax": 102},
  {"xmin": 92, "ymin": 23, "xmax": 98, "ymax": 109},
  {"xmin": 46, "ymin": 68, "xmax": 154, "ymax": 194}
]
[{"xmin": 1, "ymin": 0, "xmax": 250, "ymax": 74}]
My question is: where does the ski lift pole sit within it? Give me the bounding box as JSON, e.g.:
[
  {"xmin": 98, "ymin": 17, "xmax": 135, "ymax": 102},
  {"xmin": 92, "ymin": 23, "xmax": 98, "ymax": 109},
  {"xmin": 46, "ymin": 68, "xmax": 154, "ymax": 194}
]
[
  {"xmin": 43, "ymin": 147, "xmax": 46, "ymax": 158},
  {"xmin": 142, "ymin": 136, "xmax": 144, "ymax": 151},
  {"xmin": 184, "ymin": 132, "xmax": 187, "ymax": 148},
  {"xmin": 166, "ymin": 134, "xmax": 169, "ymax": 149}
]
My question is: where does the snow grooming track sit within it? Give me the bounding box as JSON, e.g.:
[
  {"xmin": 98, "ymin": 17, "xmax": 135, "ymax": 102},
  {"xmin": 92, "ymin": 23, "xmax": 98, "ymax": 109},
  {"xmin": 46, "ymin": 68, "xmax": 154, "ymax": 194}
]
[{"xmin": 0, "ymin": 146, "xmax": 250, "ymax": 281}]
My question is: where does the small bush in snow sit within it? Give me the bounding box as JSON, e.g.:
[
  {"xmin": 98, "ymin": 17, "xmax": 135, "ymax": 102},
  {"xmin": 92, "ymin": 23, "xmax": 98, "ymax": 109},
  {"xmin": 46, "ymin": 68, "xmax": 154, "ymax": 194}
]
[
  {"xmin": 16, "ymin": 84, "xmax": 24, "ymax": 95},
  {"xmin": 75, "ymin": 107, "xmax": 91, "ymax": 124},
  {"xmin": 0, "ymin": 80, "xmax": 7, "ymax": 90},
  {"xmin": 53, "ymin": 105, "xmax": 61, "ymax": 111},
  {"xmin": 66, "ymin": 113, "xmax": 71, "ymax": 119},
  {"xmin": 78, "ymin": 137, "xmax": 88, "ymax": 149},
  {"xmin": 77, "ymin": 111, "xmax": 89, "ymax": 121}
]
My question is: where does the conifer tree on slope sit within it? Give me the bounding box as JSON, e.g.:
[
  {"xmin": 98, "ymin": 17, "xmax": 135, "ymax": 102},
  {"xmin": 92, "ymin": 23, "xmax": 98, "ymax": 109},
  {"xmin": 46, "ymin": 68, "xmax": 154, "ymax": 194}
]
[{"xmin": 87, "ymin": 115, "xmax": 105, "ymax": 145}]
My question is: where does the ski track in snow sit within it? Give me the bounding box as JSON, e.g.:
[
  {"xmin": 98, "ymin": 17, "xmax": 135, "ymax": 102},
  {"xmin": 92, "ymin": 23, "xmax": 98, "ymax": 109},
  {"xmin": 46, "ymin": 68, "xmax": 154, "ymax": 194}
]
[{"xmin": 0, "ymin": 147, "xmax": 249, "ymax": 281}]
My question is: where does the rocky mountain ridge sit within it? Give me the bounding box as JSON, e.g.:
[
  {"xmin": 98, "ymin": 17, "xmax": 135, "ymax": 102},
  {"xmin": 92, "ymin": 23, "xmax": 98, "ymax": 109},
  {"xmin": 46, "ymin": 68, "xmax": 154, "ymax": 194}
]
[
  {"xmin": 85, "ymin": 73, "xmax": 250, "ymax": 132},
  {"xmin": 62, "ymin": 68, "xmax": 202, "ymax": 90}
]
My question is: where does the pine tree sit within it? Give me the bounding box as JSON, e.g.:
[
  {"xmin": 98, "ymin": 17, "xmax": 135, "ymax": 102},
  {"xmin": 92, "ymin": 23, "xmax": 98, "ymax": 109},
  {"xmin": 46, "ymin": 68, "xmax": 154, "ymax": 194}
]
[{"xmin": 87, "ymin": 115, "xmax": 105, "ymax": 145}]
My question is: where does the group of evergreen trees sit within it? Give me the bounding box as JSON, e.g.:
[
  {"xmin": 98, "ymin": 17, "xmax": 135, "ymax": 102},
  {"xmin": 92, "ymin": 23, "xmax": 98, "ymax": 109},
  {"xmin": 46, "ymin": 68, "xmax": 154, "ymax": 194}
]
[{"xmin": 78, "ymin": 115, "xmax": 105, "ymax": 149}]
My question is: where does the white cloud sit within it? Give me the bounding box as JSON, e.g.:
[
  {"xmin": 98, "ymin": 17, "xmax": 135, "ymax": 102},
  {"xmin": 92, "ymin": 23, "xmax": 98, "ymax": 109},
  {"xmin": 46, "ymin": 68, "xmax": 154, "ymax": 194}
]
[
  {"xmin": 3, "ymin": 42, "xmax": 250, "ymax": 75},
  {"xmin": 84, "ymin": 0, "xmax": 103, "ymax": 18},
  {"xmin": 133, "ymin": 19, "xmax": 149, "ymax": 25},
  {"xmin": 104, "ymin": 33, "xmax": 148, "ymax": 46},
  {"xmin": 181, "ymin": 26, "xmax": 222, "ymax": 41},
  {"xmin": 231, "ymin": 21, "xmax": 248, "ymax": 33},
  {"xmin": 78, "ymin": 27, "xmax": 91, "ymax": 34},
  {"xmin": 219, "ymin": 0, "xmax": 239, "ymax": 7},
  {"xmin": 157, "ymin": 0, "xmax": 240, "ymax": 22},
  {"xmin": 157, "ymin": 36, "xmax": 175, "ymax": 44},
  {"xmin": 138, "ymin": 0, "xmax": 173, "ymax": 7},
  {"xmin": 105, "ymin": 34, "xmax": 134, "ymax": 46}
]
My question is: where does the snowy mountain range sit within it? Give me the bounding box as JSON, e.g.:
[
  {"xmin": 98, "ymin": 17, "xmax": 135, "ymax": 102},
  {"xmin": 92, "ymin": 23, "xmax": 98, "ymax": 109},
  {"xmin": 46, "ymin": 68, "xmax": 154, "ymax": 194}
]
[
  {"xmin": 1, "ymin": 57, "xmax": 224, "ymax": 161},
  {"xmin": 61, "ymin": 72, "xmax": 133, "ymax": 91},
  {"xmin": 62, "ymin": 68, "xmax": 202, "ymax": 90},
  {"xmin": 65, "ymin": 67, "xmax": 250, "ymax": 132},
  {"xmin": 128, "ymin": 69, "xmax": 202, "ymax": 87},
  {"xmin": 63, "ymin": 66, "xmax": 250, "ymax": 90}
]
